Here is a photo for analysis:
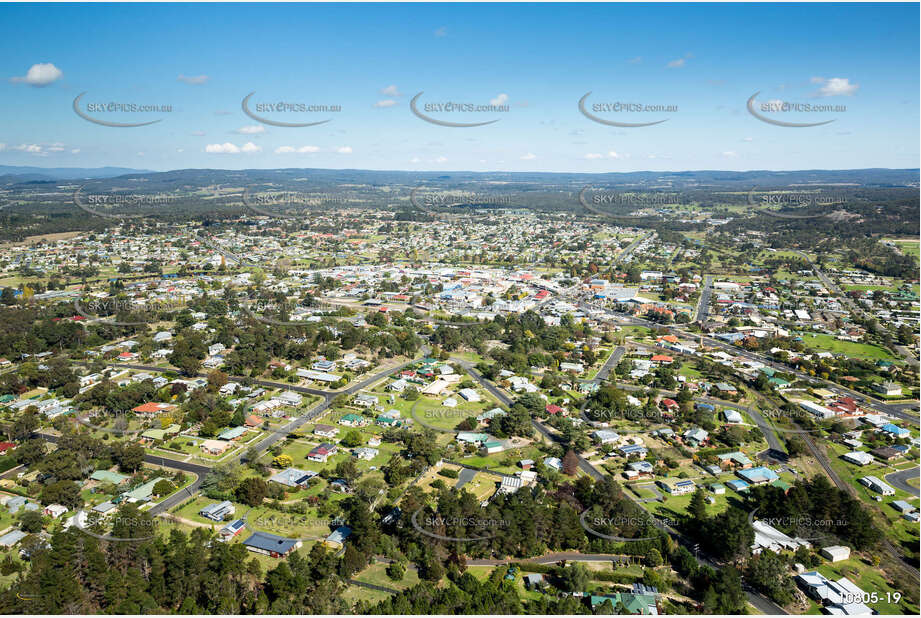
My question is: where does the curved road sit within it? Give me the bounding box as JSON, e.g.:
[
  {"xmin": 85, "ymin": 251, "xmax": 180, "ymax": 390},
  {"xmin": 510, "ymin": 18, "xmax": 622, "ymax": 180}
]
[{"xmin": 885, "ymin": 467, "xmax": 920, "ymax": 497}]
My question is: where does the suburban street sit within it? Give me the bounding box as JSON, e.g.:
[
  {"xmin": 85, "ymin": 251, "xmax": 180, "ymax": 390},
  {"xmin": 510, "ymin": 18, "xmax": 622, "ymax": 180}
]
[{"xmin": 885, "ymin": 466, "xmax": 921, "ymax": 497}]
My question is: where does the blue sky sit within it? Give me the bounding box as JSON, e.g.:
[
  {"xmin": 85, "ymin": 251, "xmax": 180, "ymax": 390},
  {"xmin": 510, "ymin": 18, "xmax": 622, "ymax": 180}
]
[{"xmin": 0, "ymin": 2, "xmax": 918, "ymax": 172}]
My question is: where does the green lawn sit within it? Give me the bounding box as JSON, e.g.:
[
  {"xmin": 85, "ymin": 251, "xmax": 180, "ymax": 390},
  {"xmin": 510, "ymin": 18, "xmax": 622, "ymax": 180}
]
[{"xmin": 798, "ymin": 333, "xmax": 897, "ymax": 362}]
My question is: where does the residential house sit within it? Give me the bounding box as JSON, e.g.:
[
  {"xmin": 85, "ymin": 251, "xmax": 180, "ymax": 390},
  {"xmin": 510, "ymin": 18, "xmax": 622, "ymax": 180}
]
[
  {"xmin": 200, "ymin": 501, "xmax": 235, "ymax": 522},
  {"xmin": 242, "ymin": 531, "xmax": 301, "ymax": 558}
]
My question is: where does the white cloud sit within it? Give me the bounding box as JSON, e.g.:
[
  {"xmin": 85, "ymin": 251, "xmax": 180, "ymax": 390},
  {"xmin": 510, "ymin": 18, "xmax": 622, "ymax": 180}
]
[
  {"xmin": 11, "ymin": 63, "xmax": 63, "ymax": 86},
  {"xmin": 490, "ymin": 93, "xmax": 509, "ymax": 106},
  {"xmin": 380, "ymin": 85, "xmax": 401, "ymax": 97},
  {"xmin": 336, "ymin": 146, "xmax": 353, "ymax": 154},
  {"xmin": 584, "ymin": 153, "xmax": 604, "ymax": 160},
  {"xmin": 743, "ymin": 137, "xmax": 753, "ymax": 142},
  {"xmin": 434, "ymin": 156, "xmax": 447, "ymax": 163},
  {"xmin": 721, "ymin": 150, "xmax": 738, "ymax": 158},
  {"xmin": 137, "ymin": 152, "xmax": 145, "ymax": 157},
  {"xmin": 205, "ymin": 142, "xmax": 241, "ymax": 154},
  {"xmin": 275, "ymin": 145, "xmax": 320, "ymax": 154},
  {"xmin": 434, "ymin": 26, "xmax": 447, "ymax": 37},
  {"xmin": 71, "ymin": 148, "xmax": 80, "ymax": 154},
  {"xmin": 627, "ymin": 56, "xmax": 643, "ymax": 64},
  {"xmin": 374, "ymin": 99, "xmax": 397, "ymax": 108},
  {"xmin": 177, "ymin": 74, "xmax": 209, "ymax": 85},
  {"xmin": 205, "ymin": 142, "xmax": 261, "ymax": 154},
  {"xmin": 176, "ymin": 148, "xmax": 184, "ymax": 153},
  {"xmin": 236, "ymin": 125, "xmax": 265, "ymax": 134},
  {"xmin": 47, "ymin": 145, "xmax": 65, "ymax": 152},
  {"xmin": 812, "ymin": 77, "xmax": 859, "ymax": 97},
  {"xmin": 608, "ymin": 151, "xmax": 622, "ymax": 159},
  {"xmin": 191, "ymin": 130, "xmax": 206, "ymax": 136},
  {"xmin": 15, "ymin": 143, "xmax": 44, "ymax": 154},
  {"xmin": 520, "ymin": 152, "xmax": 536, "ymax": 160},
  {"xmin": 666, "ymin": 58, "xmax": 686, "ymax": 69}
]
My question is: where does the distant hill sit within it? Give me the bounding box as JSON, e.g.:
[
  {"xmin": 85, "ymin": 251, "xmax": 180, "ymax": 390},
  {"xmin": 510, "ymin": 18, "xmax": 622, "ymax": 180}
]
[{"xmin": 0, "ymin": 165, "xmax": 153, "ymax": 180}]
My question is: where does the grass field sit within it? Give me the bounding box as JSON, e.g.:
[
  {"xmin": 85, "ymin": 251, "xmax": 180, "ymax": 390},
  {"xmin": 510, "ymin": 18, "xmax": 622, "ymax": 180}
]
[{"xmin": 798, "ymin": 333, "xmax": 897, "ymax": 362}]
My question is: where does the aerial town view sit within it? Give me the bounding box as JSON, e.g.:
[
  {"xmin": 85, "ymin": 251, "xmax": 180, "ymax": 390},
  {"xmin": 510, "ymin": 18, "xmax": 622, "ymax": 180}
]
[{"xmin": 0, "ymin": 1, "xmax": 918, "ymax": 616}]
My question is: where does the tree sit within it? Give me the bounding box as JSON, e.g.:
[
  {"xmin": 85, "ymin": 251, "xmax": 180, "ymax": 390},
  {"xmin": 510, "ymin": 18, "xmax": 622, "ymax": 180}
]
[
  {"xmin": 11, "ymin": 411, "xmax": 39, "ymax": 441},
  {"xmin": 386, "ymin": 561, "xmax": 406, "ymax": 581},
  {"xmin": 555, "ymin": 563, "xmax": 590, "ymax": 592},
  {"xmin": 39, "ymin": 480, "xmax": 82, "ymax": 509},
  {"xmin": 340, "ymin": 430, "xmax": 363, "ymax": 448},
  {"xmin": 273, "ymin": 454, "xmax": 293, "ymax": 468},
  {"xmin": 18, "ymin": 510, "xmax": 44, "ymax": 533},
  {"xmin": 113, "ymin": 443, "xmax": 146, "ymax": 472},
  {"xmin": 689, "ymin": 488, "xmax": 708, "ymax": 522},
  {"xmin": 645, "ymin": 548, "xmax": 663, "ymax": 568},
  {"xmin": 208, "ymin": 370, "xmax": 229, "ymax": 390},
  {"xmin": 403, "ymin": 386, "xmax": 420, "ymax": 401},
  {"xmin": 562, "ymin": 450, "xmax": 580, "ymax": 476},
  {"xmin": 747, "ymin": 550, "xmax": 796, "ymax": 605},
  {"xmin": 153, "ymin": 480, "xmax": 175, "ymax": 497},
  {"xmin": 236, "ymin": 477, "xmax": 268, "ymax": 506}
]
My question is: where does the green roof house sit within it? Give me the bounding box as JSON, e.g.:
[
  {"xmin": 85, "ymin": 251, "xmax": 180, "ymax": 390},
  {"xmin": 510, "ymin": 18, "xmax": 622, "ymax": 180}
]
[
  {"xmin": 123, "ymin": 477, "xmax": 167, "ymax": 503},
  {"xmin": 90, "ymin": 470, "xmax": 131, "ymax": 485}
]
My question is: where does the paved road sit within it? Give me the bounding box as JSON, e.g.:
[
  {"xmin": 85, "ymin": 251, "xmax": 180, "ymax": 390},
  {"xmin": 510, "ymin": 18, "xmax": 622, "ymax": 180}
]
[
  {"xmin": 741, "ymin": 405, "xmax": 785, "ymax": 454},
  {"xmin": 594, "ymin": 345, "xmax": 626, "ymax": 383},
  {"xmin": 232, "ymin": 354, "xmax": 422, "ymax": 463},
  {"xmin": 885, "ymin": 467, "xmax": 920, "ymax": 497},
  {"xmin": 455, "ymin": 468, "xmax": 476, "ymax": 490},
  {"xmin": 694, "ymin": 275, "xmax": 714, "ymax": 323}
]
